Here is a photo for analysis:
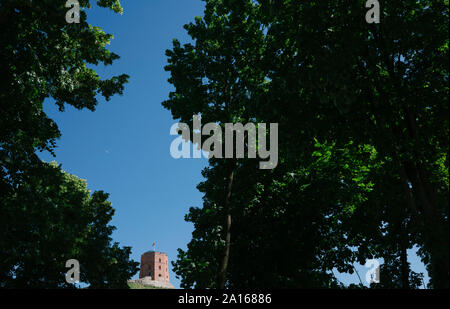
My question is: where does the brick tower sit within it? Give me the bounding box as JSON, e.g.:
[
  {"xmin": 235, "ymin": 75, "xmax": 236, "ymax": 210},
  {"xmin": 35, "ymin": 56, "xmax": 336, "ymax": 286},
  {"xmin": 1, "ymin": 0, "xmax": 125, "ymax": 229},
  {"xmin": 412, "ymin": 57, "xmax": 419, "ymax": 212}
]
[{"xmin": 139, "ymin": 251, "xmax": 170, "ymax": 282}]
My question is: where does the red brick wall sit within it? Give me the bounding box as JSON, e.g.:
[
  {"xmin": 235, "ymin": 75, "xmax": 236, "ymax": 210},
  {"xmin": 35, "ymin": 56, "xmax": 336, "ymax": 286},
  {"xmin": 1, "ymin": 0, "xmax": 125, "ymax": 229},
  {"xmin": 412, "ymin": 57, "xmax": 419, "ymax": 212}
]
[{"xmin": 139, "ymin": 251, "xmax": 170, "ymax": 282}]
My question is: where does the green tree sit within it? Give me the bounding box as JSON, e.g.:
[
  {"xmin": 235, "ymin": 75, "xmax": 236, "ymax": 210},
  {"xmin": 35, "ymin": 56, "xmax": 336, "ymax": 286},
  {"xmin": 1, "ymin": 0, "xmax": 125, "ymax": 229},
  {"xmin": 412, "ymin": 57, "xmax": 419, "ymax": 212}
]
[
  {"xmin": 0, "ymin": 162, "xmax": 139, "ymax": 288},
  {"xmin": 164, "ymin": 0, "xmax": 268, "ymax": 287},
  {"xmin": 0, "ymin": 0, "xmax": 128, "ymax": 185},
  {"xmin": 167, "ymin": 0, "xmax": 448, "ymax": 288},
  {"xmin": 257, "ymin": 0, "xmax": 448, "ymax": 288},
  {"xmin": 0, "ymin": 0, "xmax": 138, "ymax": 287}
]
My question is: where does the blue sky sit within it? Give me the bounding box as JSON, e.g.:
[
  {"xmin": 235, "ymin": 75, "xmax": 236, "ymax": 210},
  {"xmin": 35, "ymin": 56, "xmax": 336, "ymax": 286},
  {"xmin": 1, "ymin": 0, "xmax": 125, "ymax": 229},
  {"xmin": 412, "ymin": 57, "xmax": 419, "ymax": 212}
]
[{"xmin": 39, "ymin": 0, "xmax": 429, "ymax": 288}]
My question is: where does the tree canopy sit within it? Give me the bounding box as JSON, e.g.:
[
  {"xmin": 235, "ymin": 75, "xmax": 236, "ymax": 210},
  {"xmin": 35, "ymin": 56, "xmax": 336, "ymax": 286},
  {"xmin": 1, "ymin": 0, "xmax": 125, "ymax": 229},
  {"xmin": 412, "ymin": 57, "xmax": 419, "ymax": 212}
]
[
  {"xmin": 165, "ymin": 0, "xmax": 448, "ymax": 289},
  {"xmin": 0, "ymin": 0, "xmax": 138, "ymax": 288},
  {"xmin": 1, "ymin": 162, "xmax": 138, "ymax": 288}
]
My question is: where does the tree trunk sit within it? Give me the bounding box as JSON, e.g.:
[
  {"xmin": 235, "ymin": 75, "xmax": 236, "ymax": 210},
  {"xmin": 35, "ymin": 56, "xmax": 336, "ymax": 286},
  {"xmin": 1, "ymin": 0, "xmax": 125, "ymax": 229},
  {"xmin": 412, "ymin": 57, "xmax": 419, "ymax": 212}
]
[
  {"xmin": 404, "ymin": 163, "xmax": 449, "ymax": 288},
  {"xmin": 217, "ymin": 160, "xmax": 236, "ymax": 288}
]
